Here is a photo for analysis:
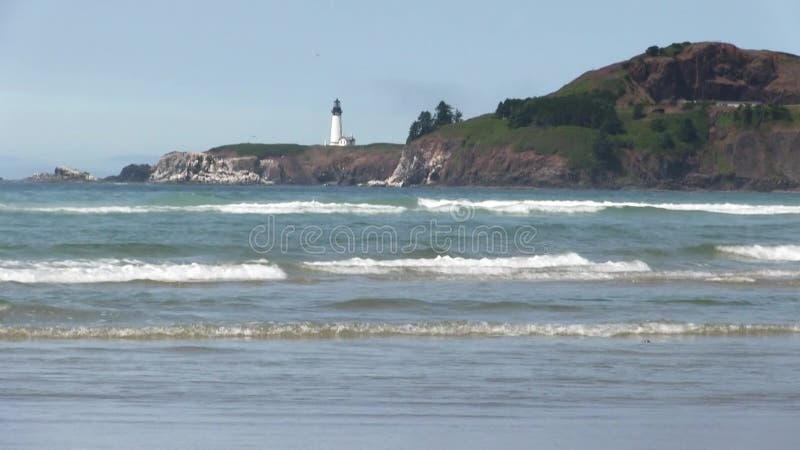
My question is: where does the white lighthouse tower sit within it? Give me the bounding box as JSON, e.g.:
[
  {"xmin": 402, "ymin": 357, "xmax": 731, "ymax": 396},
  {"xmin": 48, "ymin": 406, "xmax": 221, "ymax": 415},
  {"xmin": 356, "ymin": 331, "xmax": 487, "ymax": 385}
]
[{"xmin": 326, "ymin": 98, "xmax": 356, "ymax": 147}]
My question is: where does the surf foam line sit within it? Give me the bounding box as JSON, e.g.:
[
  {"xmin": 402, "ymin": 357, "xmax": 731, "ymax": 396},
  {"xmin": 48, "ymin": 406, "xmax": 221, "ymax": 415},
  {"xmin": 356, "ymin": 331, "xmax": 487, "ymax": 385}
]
[
  {"xmin": 303, "ymin": 253, "xmax": 651, "ymax": 279},
  {"xmin": 0, "ymin": 201, "xmax": 406, "ymax": 215},
  {"xmin": 2, "ymin": 321, "xmax": 798, "ymax": 340},
  {"xmin": 716, "ymin": 245, "xmax": 800, "ymax": 262},
  {"xmin": 417, "ymin": 198, "xmax": 800, "ymax": 215},
  {"xmin": 303, "ymin": 253, "xmax": 800, "ymax": 283},
  {"xmin": 0, "ymin": 259, "xmax": 286, "ymax": 284}
]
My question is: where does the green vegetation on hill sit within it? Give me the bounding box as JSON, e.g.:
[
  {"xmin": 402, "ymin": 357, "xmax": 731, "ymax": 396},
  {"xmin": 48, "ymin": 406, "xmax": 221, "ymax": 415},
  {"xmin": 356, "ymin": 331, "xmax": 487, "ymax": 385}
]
[
  {"xmin": 208, "ymin": 143, "xmax": 308, "ymax": 157},
  {"xmin": 432, "ymin": 94, "xmax": 715, "ymax": 172},
  {"xmin": 553, "ymin": 66, "xmax": 628, "ymax": 98},
  {"xmin": 617, "ymin": 107, "xmax": 708, "ymax": 156},
  {"xmin": 435, "ymin": 115, "xmax": 604, "ymax": 170},
  {"xmin": 495, "ymin": 91, "xmax": 623, "ymax": 134},
  {"xmin": 713, "ymin": 104, "xmax": 794, "ymax": 137},
  {"xmin": 733, "ymin": 104, "xmax": 792, "ymax": 128}
]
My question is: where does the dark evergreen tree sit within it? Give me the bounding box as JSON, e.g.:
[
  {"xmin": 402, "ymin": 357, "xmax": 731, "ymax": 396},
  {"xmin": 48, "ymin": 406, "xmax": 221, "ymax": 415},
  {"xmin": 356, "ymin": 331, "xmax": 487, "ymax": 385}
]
[
  {"xmin": 743, "ymin": 104, "xmax": 753, "ymax": 125},
  {"xmin": 407, "ymin": 110, "xmax": 436, "ymax": 143},
  {"xmin": 678, "ymin": 118, "xmax": 699, "ymax": 142},
  {"xmin": 434, "ymin": 101, "xmax": 454, "ymax": 127},
  {"xmin": 407, "ymin": 101, "xmax": 462, "ymax": 142},
  {"xmin": 592, "ymin": 132, "xmax": 622, "ymax": 172}
]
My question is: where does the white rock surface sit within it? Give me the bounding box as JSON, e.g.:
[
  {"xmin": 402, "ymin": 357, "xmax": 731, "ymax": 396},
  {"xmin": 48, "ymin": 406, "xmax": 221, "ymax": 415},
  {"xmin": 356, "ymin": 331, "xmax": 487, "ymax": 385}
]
[{"xmin": 149, "ymin": 152, "xmax": 270, "ymax": 184}]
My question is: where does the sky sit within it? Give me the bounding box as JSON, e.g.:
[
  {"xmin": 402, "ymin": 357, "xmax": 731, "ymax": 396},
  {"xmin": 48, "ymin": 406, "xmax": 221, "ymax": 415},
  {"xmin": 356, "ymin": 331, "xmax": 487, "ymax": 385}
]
[{"xmin": 0, "ymin": 0, "xmax": 798, "ymax": 178}]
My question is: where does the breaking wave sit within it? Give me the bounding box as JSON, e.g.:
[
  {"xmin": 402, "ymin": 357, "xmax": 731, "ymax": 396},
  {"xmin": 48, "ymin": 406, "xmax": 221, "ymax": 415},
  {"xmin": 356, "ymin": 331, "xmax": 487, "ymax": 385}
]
[
  {"xmin": 1, "ymin": 321, "xmax": 798, "ymax": 340},
  {"xmin": 0, "ymin": 201, "xmax": 406, "ymax": 215},
  {"xmin": 417, "ymin": 198, "xmax": 800, "ymax": 215},
  {"xmin": 716, "ymin": 245, "xmax": 800, "ymax": 262},
  {"xmin": 0, "ymin": 259, "xmax": 286, "ymax": 284},
  {"xmin": 302, "ymin": 253, "xmax": 800, "ymax": 283},
  {"xmin": 304, "ymin": 253, "xmax": 651, "ymax": 279}
]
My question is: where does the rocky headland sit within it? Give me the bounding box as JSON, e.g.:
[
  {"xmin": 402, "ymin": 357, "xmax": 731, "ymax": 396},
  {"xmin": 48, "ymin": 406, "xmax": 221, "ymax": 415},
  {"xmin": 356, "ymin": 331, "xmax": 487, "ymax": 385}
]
[
  {"xmin": 140, "ymin": 42, "xmax": 800, "ymax": 191},
  {"xmin": 105, "ymin": 164, "xmax": 153, "ymax": 183},
  {"xmin": 29, "ymin": 42, "xmax": 800, "ymax": 191}
]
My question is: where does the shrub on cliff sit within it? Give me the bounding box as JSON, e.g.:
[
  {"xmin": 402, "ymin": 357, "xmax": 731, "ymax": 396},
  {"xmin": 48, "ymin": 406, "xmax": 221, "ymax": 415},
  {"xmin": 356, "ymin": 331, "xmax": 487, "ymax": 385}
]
[
  {"xmin": 732, "ymin": 104, "xmax": 793, "ymax": 129},
  {"xmin": 633, "ymin": 103, "xmax": 646, "ymax": 119}
]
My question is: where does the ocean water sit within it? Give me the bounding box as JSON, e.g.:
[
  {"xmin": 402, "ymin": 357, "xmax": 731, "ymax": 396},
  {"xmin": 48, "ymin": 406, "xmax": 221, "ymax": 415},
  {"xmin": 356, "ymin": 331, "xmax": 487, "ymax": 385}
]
[{"xmin": 1, "ymin": 183, "xmax": 800, "ymax": 449}]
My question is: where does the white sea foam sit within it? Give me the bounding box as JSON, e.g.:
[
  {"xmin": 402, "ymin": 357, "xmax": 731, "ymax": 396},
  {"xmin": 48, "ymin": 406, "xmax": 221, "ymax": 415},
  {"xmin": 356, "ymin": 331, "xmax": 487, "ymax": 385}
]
[
  {"xmin": 417, "ymin": 198, "xmax": 800, "ymax": 215},
  {"xmin": 716, "ymin": 245, "xmax": 800, "ymax": 262},
  {"xmin": 1, "ymin": 321, "xmax": 798, "ymax": 340},
  {"xmin": 0, "ymin": 259, "xmax": 286, "ymax": 284},
  {"xmin": 0, "ymin": 201, "xmax": 405, "ymax": 215},
  {"xmin": 304, "ymin": 253, "xmax": 651, "ymax": 279},
  {"xmin": 303, "ymin": 253, "xmax": 800, "ymax": 283}
]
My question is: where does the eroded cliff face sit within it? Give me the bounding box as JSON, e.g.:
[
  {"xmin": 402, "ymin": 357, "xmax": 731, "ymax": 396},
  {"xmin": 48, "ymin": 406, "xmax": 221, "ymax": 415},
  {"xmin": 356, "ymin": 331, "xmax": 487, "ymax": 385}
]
[
  {"xmin": 628, "ymin": 43, "xmax": 800, "ymax": 104},
  {"xmin": 697, "ymin": 127, "xmax": 800, "ymax": 190},
  {"xmin": 386, "ymin": 135, "xmax": 571, "ymax": 187}
]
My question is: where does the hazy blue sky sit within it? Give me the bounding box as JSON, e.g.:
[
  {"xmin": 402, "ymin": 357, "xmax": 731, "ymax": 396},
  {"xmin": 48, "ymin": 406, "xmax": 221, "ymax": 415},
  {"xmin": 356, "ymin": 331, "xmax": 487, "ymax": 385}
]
[{"xmin": 1, "ymin": 0, "xmax": 798, "ymax": 178}]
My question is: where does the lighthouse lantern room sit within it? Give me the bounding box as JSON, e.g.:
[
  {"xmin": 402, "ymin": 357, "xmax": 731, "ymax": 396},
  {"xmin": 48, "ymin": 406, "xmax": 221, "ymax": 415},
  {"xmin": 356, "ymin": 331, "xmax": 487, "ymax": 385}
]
[{"xmin": 326, "ymin": 99, "xmax": 356, "ymax": 147}]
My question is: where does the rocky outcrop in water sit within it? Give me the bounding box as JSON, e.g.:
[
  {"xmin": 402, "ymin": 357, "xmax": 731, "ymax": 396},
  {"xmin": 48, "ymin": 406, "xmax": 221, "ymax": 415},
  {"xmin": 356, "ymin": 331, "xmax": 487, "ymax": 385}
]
[
  {"xmin": 105, "ymin": 164, "xmax": 153, "ymax": 182},
  {"xmin": 26, "ymin": 166, "xmax": 97, "ymax": 182}
]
